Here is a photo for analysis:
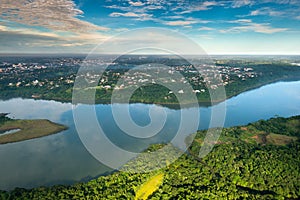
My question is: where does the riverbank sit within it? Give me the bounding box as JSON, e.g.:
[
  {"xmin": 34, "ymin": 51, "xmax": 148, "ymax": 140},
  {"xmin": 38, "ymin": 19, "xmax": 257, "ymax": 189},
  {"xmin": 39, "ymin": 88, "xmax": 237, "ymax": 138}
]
[
  {"xmin": 1, "ymin": 115, "xmax": 299, "ymax": 199},
  {"xmin": 23, "ymin": 77, "xmax": 300, "ymax": 109}
]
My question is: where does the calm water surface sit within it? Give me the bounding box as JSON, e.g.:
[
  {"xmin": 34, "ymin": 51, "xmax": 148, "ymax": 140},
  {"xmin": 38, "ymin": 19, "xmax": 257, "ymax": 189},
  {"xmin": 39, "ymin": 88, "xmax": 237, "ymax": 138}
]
[{"xmin": 0, "ymin": 81, "xmax": 299, "ymax": 190}]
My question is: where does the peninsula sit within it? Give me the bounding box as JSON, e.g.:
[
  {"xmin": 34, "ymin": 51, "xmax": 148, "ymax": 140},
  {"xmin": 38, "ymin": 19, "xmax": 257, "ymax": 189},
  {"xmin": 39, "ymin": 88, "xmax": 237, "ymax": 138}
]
[{"xmin": 0, "ymin": 114, "xmax": 67, "ymax": 144}]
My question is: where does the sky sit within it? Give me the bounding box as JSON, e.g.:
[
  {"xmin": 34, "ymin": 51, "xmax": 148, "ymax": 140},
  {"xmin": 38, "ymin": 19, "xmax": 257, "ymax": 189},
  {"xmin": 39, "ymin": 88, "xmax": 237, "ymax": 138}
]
[{"xmin": 0, "ymin": 0, "xmax": 300, "ymax": 54}]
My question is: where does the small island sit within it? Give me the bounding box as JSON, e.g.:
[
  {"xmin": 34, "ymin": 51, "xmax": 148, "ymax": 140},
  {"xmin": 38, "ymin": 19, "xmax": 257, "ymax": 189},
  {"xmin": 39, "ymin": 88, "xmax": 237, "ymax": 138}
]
[{"xmin": 0, "ymin": 113, "xmax": 67, "ymax": 144}]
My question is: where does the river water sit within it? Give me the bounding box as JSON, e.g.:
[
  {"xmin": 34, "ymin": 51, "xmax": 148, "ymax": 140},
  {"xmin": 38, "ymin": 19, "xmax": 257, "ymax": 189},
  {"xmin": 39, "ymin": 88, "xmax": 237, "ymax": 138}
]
[{"xmin": 0, "ymin": 81, "xmax": 299, "ymax": 190}]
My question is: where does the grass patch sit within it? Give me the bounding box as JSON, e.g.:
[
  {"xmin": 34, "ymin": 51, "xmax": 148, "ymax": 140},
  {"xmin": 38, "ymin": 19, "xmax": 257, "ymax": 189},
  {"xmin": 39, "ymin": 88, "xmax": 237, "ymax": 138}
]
[
  {"xmin": 266, "ymin": 133, "xmax": 298, "ymax": 145},
  {"xmin": 135, "ymin": 172, "xmax": 164, "ymax": 200},
  {"xmin": 0, "ymin": 119, "xmax": 67, "ymax": 144}
]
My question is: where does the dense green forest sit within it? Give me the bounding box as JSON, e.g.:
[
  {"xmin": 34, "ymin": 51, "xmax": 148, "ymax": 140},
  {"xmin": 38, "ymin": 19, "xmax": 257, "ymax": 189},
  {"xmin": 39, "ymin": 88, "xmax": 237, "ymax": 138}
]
[{"xmin": 1, "ymin": 115, "xmax": 299, "ymax": 199}]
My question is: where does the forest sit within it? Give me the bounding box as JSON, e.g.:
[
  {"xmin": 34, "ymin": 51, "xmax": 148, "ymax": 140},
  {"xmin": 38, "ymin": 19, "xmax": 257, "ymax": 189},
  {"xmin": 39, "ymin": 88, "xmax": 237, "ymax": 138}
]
[{"xmin": 0, "ymin": 115, "xmax": 299, "ymax": 199}]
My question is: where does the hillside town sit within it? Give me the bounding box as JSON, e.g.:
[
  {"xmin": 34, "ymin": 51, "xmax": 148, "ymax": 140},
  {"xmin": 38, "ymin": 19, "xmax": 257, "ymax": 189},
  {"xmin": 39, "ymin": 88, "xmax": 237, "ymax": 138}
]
[{"xmin": 0, "ymin": 56, "xmax": 259, "ymax": 94}]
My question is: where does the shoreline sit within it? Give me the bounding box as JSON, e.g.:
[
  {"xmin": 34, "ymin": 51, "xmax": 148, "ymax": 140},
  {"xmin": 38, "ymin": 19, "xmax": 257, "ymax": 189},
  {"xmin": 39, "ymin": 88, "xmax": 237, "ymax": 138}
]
[
  {"xmin": 1, "ymin": 115, "xmax": 299, "ymax": 195},
  {"xmin": 1, "ymin": 78, "xmax": 299, "ymax": 109}
]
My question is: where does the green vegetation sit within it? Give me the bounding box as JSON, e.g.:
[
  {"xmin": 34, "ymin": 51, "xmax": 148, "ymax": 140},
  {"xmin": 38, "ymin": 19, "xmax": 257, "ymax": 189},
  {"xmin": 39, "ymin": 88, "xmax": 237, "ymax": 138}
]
[
  {"xmin": 223, "ymin": 63, "xmax": 300, "ymax": 100},
  {"xmin": 1, "ymin": 56, "xmax": 300, "ymax": 107},
  {"xmin": 0, "ymin": 114, "xmax": 12, "ymax": 125},
  {"xmin": 0, "ymin": 115, "xmax": 67, "ymax": 144},
  {"xmin": 134, "ymin": 172, "xmax": 164, "ymax": 200},
  {"xmin": 189, "ymin": 115, "xmax": 300, "ymax": 148},
  {"xmin": 1, "ymin": 115, "xmax": 299, "ymax": 199}
]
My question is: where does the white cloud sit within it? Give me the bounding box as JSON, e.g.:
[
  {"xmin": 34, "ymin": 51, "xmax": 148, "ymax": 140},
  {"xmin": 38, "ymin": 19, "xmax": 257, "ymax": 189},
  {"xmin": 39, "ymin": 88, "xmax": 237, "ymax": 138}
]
[
  {"xmin": 105, "ymin": 1, "xmax": 164, "ymax": 13},
  {"xmin": 128, "ymin": 1, "xmax": 145, "ymax": 6},
  {"xmin": 107, "ymin": 0, "xmax": 220, "ymax": 18},
  {"xmin": 109, "ymin": 12, "xmax": 153, "ymax": 21},
  {"xmin": 145, "ymin": 5, "xmax": 164, "ymax": 10},
  {"xmin": 221, "ymin": 19, "xmax": 288, "ymax": 34},
  {"xmin": 110, "ymin": 12, "xmax": 143, "ymax": 17},
  {"xmin": 163, "ymin": 20, "xmax": 198, "ymax": 26},
  {"xmin": 250, "ymin": 7, "xmax": 284, "ymax": 16},
  {"xmin": 0, "ymin": 0, "xmax": 108, "ymax": 33},
  {"xmin": 230, "ymin": 19, "xmax": 253, "ymax": 23},
  {"xmin": 261, "ymin": 0, "xmax": 300, "ymax": 5},
  {"xmin": 116, "ymin": 28, "xmax": 130, "ymax": 32},
  {"xmin": 198, "ymin": 26, "xmax": 215, "ymax": 31},
  {"xmin": 90, "ymin": 28, "xmax": 208, "ymax": 55},
  {"xmin": 231, "ymin": 0, "xmax": 300, "ymax": 8},
  {"xmin": 231, "ymin": 0, "xmax": 254, "ymax": 8},
  {"xmin": 164, "ymin": 15, "xmax": 185, "ymax": 20},
  {"xmin": 162, "ymin": 17, "xmax": 210, "ymax": 26},
  {"xmin": 0, "ymin": 25, "xmax": 7, "ymax": 31},
  {"xmin": 178, "ymin": 1, "xmax": 220, "ymax": 14},
  {"xmin": 0, "ymin": 23, "xmax": 110, "ymax": 52},
  {"xmin": 247, "ymin": 24, "xmax": 286, "ymax": 33},
  {"xmin": 110, "ymin": 12, "xmax": 137, "ymax": 17}
]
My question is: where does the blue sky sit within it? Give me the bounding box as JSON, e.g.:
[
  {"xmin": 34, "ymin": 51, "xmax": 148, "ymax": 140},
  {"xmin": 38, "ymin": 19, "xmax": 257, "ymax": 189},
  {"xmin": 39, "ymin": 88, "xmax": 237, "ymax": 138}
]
[{"xmin": 0, "ymin": 0, "xmax": 300, "ymax": 54}]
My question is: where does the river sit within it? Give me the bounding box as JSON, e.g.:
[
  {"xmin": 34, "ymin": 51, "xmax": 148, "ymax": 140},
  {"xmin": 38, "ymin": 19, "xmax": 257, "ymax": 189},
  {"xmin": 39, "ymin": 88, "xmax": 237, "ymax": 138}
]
[{"xmin": 0, "ymin": 81, "xmax": 299, "ymax": 190}]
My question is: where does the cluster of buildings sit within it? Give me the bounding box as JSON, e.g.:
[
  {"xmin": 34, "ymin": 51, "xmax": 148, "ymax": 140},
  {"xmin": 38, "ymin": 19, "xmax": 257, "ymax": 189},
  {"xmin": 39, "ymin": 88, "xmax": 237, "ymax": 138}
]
[
  {"xmin": 0, "ymin": 58, "xmax": 259, "ymax": 94},
  {"xmin": 93, "ymin": 64, "xmax": 258, "ymax": 93},
  {"xmin": 0, "ymin": 61, "xmax": 76, "ymax": 89}
]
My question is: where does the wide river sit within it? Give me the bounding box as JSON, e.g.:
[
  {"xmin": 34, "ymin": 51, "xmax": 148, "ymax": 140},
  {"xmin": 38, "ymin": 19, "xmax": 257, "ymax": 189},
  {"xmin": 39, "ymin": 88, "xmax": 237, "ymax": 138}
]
[{"xmin": 0, "ymin": 81, "xmax": 300, "ymax": 190}]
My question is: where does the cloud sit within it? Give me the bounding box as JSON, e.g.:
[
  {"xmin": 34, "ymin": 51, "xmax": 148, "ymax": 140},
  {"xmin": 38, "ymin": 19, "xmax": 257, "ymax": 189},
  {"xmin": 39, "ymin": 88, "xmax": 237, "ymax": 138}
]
[
  {"xmin": 0, "ymin": 0, "xmax": 108, "ymax": 33},
  {"xmin": 106, "ymin": 0, "xmax": 220, "ymax": 18},
  {"xmin": 163, "ymin": 15, "xmax": 185, "ymax": 20},
  {"xmin": 261, "ymin": 0, "xmax": 300, "ymax": 5},
  {"xmin": 128, "ymin": 1, "xmax": 145, "ymax": 6},
  {"xmin": 198, "ymin": 26, "xmax": 215, "ymax": 31},
  {"xmin": 90, "ymin": 28, "xmax": 208, "ymax": 55},
  {"xmin": 163, "ymin": 20, "xmax": 198, "ymax": 26},
  {"xmin": 109, "ymin": 12, "xmax": 153, "ymax": 21},
  {"xmin": 0, "ymin": 24, "xmax": 110, "ymax": 53},
  {"xmin": 162, "ymin": 17, "xmax": 210, "ymax": 26},
  {"xmin": 116, "ymin": 28, "xmax": 130, "ymax": 32},
  {"xmin": 250, "ymin": 7, "xmax": 284, "ymax": 16},
  {"xmin": 0, "ymin": 30, "xmax": 64, "ymax": 52},
  {"xmin": 0, "ymin": 25, "xmax": 7, "ymax": 31},
  {"xmin": 104, "ymin": 0, "xmax": 166, "ymax": 22},
  {"xmin": 231, "ymin": 0, "xmax": 254, "ymax": 8},
  {"xmin": 105, "ymin": 1, "xmax": 164, "ymax": 13},
  {"xmin": 230, "ymin": 19, "xmax": 253, "ymax": 23},
  {"xmin": 177, "ymin": 1, "xmax": 220, "ymax": 14},
  {"xmin": 231, "ymin": 0, "xmax": 300, "ymax": 8},
  {"xmin": 110, "ymin": 12, "xmax": 150, "ymax": 18},
  {"xmin": 221, "ymin": 19, "xmax": 288, "ymax": 34}
]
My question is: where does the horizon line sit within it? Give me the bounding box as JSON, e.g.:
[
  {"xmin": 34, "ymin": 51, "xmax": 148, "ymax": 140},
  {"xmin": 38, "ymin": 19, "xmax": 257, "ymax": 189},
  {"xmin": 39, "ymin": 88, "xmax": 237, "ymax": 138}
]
[{"xmin": 1, "ymin": 53, "xmax": 300, "ymax": 56}]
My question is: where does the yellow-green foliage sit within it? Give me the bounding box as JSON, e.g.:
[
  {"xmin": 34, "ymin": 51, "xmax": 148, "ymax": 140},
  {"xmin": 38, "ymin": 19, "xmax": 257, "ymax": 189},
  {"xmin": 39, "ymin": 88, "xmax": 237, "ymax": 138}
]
[{"xmin": 135, "ymin": 172, "xmax": 164, "ymax": 200}]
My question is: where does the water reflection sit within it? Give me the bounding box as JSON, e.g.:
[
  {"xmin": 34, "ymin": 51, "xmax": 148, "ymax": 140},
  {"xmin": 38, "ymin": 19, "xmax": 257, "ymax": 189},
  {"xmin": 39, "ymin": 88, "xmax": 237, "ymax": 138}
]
[
  {"xmin": 0, "ymin": 98, "xmax": 72, "ymax": 122},
  {"xmin": 0, "ymin": 129, "xmax": 21, "ymax": 135},
  {"xmin": 0, "ymin": 81, "xmax": 299, "ymax": 190}
]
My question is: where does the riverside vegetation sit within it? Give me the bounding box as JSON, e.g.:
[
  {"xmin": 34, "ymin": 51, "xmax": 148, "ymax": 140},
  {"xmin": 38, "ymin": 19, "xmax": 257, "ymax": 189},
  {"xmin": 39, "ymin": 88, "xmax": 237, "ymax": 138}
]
[
  {"xmin": 0, "ymin": 115, "xmax": 299, "ymax": 199},
  {"xmin": 1, "ymin": 56, "xmax": 300, "ymax": 106}
]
